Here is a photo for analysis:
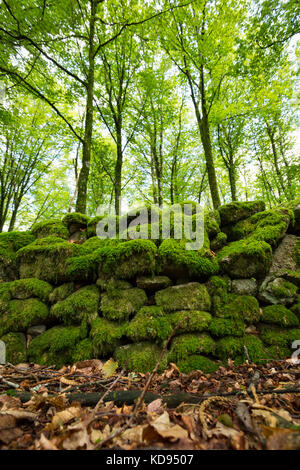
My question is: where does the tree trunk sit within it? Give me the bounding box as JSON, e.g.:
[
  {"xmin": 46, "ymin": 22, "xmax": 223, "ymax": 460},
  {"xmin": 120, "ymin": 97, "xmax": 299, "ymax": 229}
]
[
  {"xmin": 114, "ymin": 124, "xmax": 123, "ymax": 216},
  {"xmin": 75, "ymin": 0, "xmax": 96, "ymax": 214},
  {"xmin": 228, "ymin": 158, "xmax": 237, "ymax": 202}
]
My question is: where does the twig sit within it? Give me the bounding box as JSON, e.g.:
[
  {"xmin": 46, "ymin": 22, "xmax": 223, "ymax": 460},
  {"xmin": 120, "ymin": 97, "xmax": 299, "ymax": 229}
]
[{"xmin": 93, "ymin": 369, "xmax": 125, "ymax": 414}]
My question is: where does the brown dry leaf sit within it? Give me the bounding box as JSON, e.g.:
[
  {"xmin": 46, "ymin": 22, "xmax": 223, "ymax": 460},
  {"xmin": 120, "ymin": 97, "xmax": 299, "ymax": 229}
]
[
  {"xmin": 236, "ymin": 402, "xmax": 254, "ymax": 433},
  {"xmin": 62, "ymin": 422, "xmax": 93, "ymax": 450},
  {"xmin": 206, "ymin": 421, "xmax": 240, "ymax": 439},
  {"xmin": 39, "ymin": 433, "xmax": 58, "ymax": 450},
  {"xmin": 0, "ymin": 410, "xmax": 36, "ymax": 421},
  {"xmin": 120, "ymin": 424, "xmax": 148, "ymax": 445},
  {"xmin": 147, "ymin": 399, "xmax": 164, "ymax": 415},
  {"xmin": 90, "ymin": 429, "xmax": 102, "ymax": 445},
  {"xmin": 181, "ymin": 415, "xmax": 196, "ymax": 440},
  {"xmin": 0, "ymin": 414, "xmax": 23, "ymax": 444},
  {"xmin": 231, "ymin": 432, "xmax": 247, "ymax": 450},
  {"xmin": 266, "ymin": 429, "xmax": 300, "ymax": 450},
  {"xmin": 51, "ymin": 406, "xmax": 82, "ymax": 429},
  {"xmin": 74, "ymin": 359, "xmax": 103, "ymax": 373},
  {"xmin": 149, "ymin": 411, "xmax": 188, "ymax": 441},
  {"xmin": 102, "ymin": 358, "xmax": 118, "ymax": 378},
  {"xmin": 0, "ymin": 395, "xmax": 21, "ymax": 410},
  {"xmin": 252, "ymin": 409, "xmax": 279, "ymax": 428}
]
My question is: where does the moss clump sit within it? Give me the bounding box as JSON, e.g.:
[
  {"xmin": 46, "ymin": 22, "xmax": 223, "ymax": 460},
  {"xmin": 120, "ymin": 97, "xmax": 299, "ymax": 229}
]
[
  {"xmin": 206, "ymin": 275, "xmax": 231, "ymax": 295},
  {"xmin": 158, "ymin": 239, "xmax": 219, "ymax": 281},
  {"xmin": 223, "ymin": 295, "xmax": 260, "ymax": 324},
  {"xmin": 101, "ymin": 288, "xmax": 147, "ymax": 322},
  {"xmin": 0, "ymin": 283, "xmax": 12, "ymax": 314},
  {"xmin": 90, "ymin": 318, "xmax": 126, "ymax": 356},
  {"xmin": 51, "ymin": 285, "xmax": 99, "ymax": 326},
  {"xmin": 87, "ymin": 216, "xmax": 106, "ymax": 238},
  {"xmin": 208, "ymin": 317, "xmax": 246, "ymax": 337},
  {"xmin": 62, "ymin": 212, "xmax": 90, "ymax": 229},
  {"xmin": 211, "ymin": 232, "xmax": 227, "ymax": 251},
  {"xmin": 96, "ymin": 277, "xmax": 132, "ymax": 292},
  {"xmin": 219, "ymin": 201, "xmax": 265, "ymax": 226},
  {"xmin": 262, "ymin": 305, "xmax": 299, "ymax": 328},
  {"xmin": 218, "ymin": 239, "xmax": 273, "ymax": 279},
  {"xmin": 177, "ymin": 355, "xmax": 220, "ymax": 374},
  {"xmin": 260, "ymin": 325, "xmax": 300, "ymax": 349},
  {"xmin": 155, "ymin": 283, "xmax": 211, "ymax": 313},
  {"xmin": 270, "ymin": 279, "xmax": 298, "ymax": 301},
  {"xmin": 66, "ymin": 253, "xmax": 97, "ymax": 282},
  {"xmin": 167, "ymin": 310, "xmax": 212, "ymax": 334},
  {"xmin": 8, "ymin": 278, "xmax": 53, "ymax": 302},
  {"xmin": 0, "ymin": 231, "xmax": 35, "ymax": 282},
  {"xmin": 216, "ymin": 335, "xmax": 272, "ymax": 365},
  {"xmin": 291, "ymin": 296, "xmax": 300, "ymax": 319},
  {"xmin": 27, "ymin": 325, "xmax": 84, "ymax": 367},
  {"xmin": 169, "ymin": 333, "xmax": 216, "ymax": 362},
  {"xmin": 136, "ymin": 276, "xmax": 172, "ymax": 292},
  {"xmin": 0, "ymin": 332, "xmax": 27, "ymax": 364},
  {"xmin": 17, "ymin": 237, "xmax": 84, "ymax": 284},
  {"xmin": 49, "ymin": 283, "xmax": 74, "ymax": 304},
  {"xmin": 205, "ymin": 211, "xmax": 221, "ymax": 239},
  {"xmin": 72, "ymin": 339, "xmax": 95, "ymax": 363},
  {"xmin": 128, "ymin": 306, "xmax": 172, "ymax": 344},
  {"xmin": 0, "ymin": 231, "xmax": 35, "ymax": 252},
  {"xmin": 114, "ymin": 342, "xmax": 167, "ymax": 374},
  {"xmin": 0, "ymin": 298, "xmax": 49, "ymax": 337},
  {"xmin": 215, "ymin": 336, "xmax": 243, "ymax": 361},
  {"xmin": 82, "ymin": 236, "xmax": 110, "ymax": 253},
  {"xmin": 31, "ymin": 219, "xmax": 69, "ymax": 240},
  {"xmin": 96, "ymin": 239, "xmax": 157, "ymax": 280}
]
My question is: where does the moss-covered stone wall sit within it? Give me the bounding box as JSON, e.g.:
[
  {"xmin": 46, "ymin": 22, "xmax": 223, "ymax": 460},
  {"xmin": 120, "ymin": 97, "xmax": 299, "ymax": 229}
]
[{"xmin": 0, "ymin": 201, "xmax": 299, "ymax": 374}]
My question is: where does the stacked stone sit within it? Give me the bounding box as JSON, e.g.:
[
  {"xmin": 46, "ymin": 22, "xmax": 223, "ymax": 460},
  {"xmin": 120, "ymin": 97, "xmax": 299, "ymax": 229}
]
[{"xmin": 0, "ymin": 200, "xmax": 299, "ymax": 374}]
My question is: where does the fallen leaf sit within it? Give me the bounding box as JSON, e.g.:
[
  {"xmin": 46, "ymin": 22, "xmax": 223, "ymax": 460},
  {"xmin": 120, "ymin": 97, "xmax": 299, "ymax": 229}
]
[
  {"xmin": 39, "ymin": 433, "xmax": 58, "ymax": 450},
  {"xmin": 147, "ymin": 399, "xmax": 164, "ymax": 415},
  {"xmin": 149, "ymin": 411, "xmax": 188, "ymax": 441},
  {"xmin": 0, "ymin": 410, "xmax": 36, "ymax": 421},
  {"xmin": 102, "ymin": 358, "xmax": 118, "ymax": 378},
  {"xmin": 51, "ymin": 406, "xmax": 82, "ymax": 429}
]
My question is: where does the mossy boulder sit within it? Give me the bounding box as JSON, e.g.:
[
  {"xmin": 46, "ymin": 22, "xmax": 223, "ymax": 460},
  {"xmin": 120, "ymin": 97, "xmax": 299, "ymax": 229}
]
[
  {"xmin": 169, "ymin": 333, "xmax": 216, "ymax": 362},
  {"xmin": 90, "ymin": 318, "xmax": 126, "ymax": 356},
  {"xmin": 167, "ymin": 310, "xmax": 212, "ymax": 334},
  {"xmin": 114, "ymin": 342, "xmax": 167, "ymax": 374},
  {"xmin": 231, "ymin": 279, "xmax": 257, "ymax": 296},
  {"xmin": 31, "ymin": 219, "xmax": 69, "ymax": 239},
  {"xmin": 259, "ymin": 277, "xmax": 298, "ymax": 306},
  {"xmin": 219, "ymin": 201, "xmax": 265, "ymax": 227},
  {"xmin": 51, "ymin": 285, "xmax": 99, "ymax": 326},
  {"xmin": 0, "ymin": 231, "xmax": 35, "ymax": 282},
  {"xmin": 86, "ymin": 216, "xmax": 106, "ymax": 238},
  {"xmin": 155, "ymin": 283, "xmax": 211, "ymax": 313},
  {"xmin": 269, "ymin": 235, "xmax": 299, "ymax": 277},
  {"xmin": 101, "ymin": 287, "xmax": 147, "ymax": 321},
  {"xmin": 136, "ymin": 276, "xmax": 172, "ymax": 292},
  {"xmin": 0, "ymin": 332, "xmax": 27, "ymax": 364},
  {"xmin": 7, "ymin": 278, "xmax": 53, "ymax": 302},
  {"xmin": 96, "ymin": 277, "xmax": 132, "ymax": 292},
  {"xmin": 176, "ymin": 355, "xmax": 220, "ymax": 374},
  {"xmin": 215, "ymin": 335, "xmax": 269, "ymax": 364},
  {"xmin": 72, "ymin": 338, "xmax": 94, "ymax": 363},
  {"xmin": 261, "ymin": 305, "xmax": 299, "ymax": 328},
  {"xmin": 205, "ymin": 211, "xmax": 221, "ymax": 239},
  {"xmin": 96, "ymin": 239, "xmax": 157, "ymax": 280},
  {"xmin": 158, "ymin": 239, "xmax": 219, "ymax": 281},
  {"xmin": 49, "ymin": 283, "xmax": 74, "ymax": 304},
  {"xmin": 208, "ymin": 317, "xmax": 246, "ymax": 337},
  {"xmin": 213, "ymin": 293, "xmax": 260, "ymax": 324},
  {"xmin": 66, "ymin": 253, "xmax": 97, "ymax": 283},
  {"xmin": 291, "ymin": 296, "xmax": 300, "ymax": 319},
  {"xmin": 0, "ymin": 298, "xmax": 49, "ymax": 336},
  {"xmin": 211, "ymin": 232, "xmax": 227, "ymax": 251},
  {"xmin": 62, "ymin": 212, "xmax": 90, "ymax": 235},
  {"xmin": 17, "ymin": 237, "xmax": 85, "ymax": 284},
  {"xmin": 259, "ymin": 325, "xmax": 300, "ymax": 349},
  {"xmin": 127, "ymin": 306, "xmax": 172, "ymax": 344},
  {"xmin": 27, "ymin": 325, "xmax": 84, "ymax": 367},
  {"xmin": 218, "ymin": 239, "xmax": 272, "ymax": 279}
]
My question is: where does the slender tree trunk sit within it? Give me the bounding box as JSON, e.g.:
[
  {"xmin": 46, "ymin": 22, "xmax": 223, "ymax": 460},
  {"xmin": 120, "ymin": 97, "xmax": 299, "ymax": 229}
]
[
  {"xmin": 114, "ymin": 123, "xmax": 123, "ymax": 216},
  {"xmin": 228, "ymin": 158, "xmax": 237, "ymax": 202},
  {"xmin": 76, "ymin": 0, "xmax": 96, "ymax": 214}
]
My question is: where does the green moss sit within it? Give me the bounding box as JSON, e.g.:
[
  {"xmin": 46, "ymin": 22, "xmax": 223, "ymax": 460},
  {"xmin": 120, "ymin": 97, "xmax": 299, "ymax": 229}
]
[
  {"xmin": 62, "ymin": 212, "xmax": 90, "ymax": 228},
  {"xmin": 51, "ymin": 285, "xmax": 99, "ymax": 326},
  {"xmin": 155, "ymin": 282, "xmax": 211, "ymax": 313},
  {"xmin": 224, "ymin": 295, "xmax": 260, "ymax": 324},
  {"xmin": 101, "ymin": 287, "xmax": 147, "ymax": 321},
  {"xmin": 0, "ymin": 231, "xmax": 35, "ymax": 252},
  {"xmin": 96, "ymin": 239, "xmax": 157, "ymax": 280},
  {"xmin": 0, "ymin": 332, "xmax": 27, "ymax": 364},
  {"xmin": 90, "ymin": 318, "xmax": 126, "ymax": 356},
  {"xmin": 158, "ymin": 239, "xmax": 219, "ymax": 281},
  {"xmin": 272, "ymin": 279, "xmax": 298, "ymax": 299},
  {"xmin": 167, "ymin": 310, "xmax": 212, "ymax": 334},
  {"xmin": 72, "ymin": 338, "xmax": 95, "ymax": 363},
  {"xmin": 294, "ymin": 239, "xmax": 300, "ymax": 265},
  {"xmin": 17, "ymin": 237, "xmax": 84, "ymax": 284},
  {"xmin": 218, "ymin": 238, "xmax": 273, "ymax": 279},
  {"xmin": 27, "ymin": 325, "xmax": 84, "ymax": 367},
  {"xmin": 128, "ymin": 306, "xmax": 172, "ymax": 343},
  {"xmin": 87, "ymin": 216, "xmax": 106, "ymax": 238},
  {"xmin": 291, "ymin": 296, "xmax": 300, "ymax": 319},
  {"xmin": 216, "ymin": 336, "xmax": 243, "ymax": 361},
  {"xmin": 31, "ymin": 219, "xmax": 69, "ymax": 239},
  {"xmin": 96, "ymin": 277, "xmax": 132, "ymax": 292},
  {"xmin": 49, "ymin": 283, "xmax": 74, "ymax": 304},
  {"xmin": 0, "ymin": 283, "xmax": 11, "ymax": 314},
  {"xmin": 169, "ymin": 333, "xmax": 216, "ymax": 362},
  {"xmin": 114, "ymin": 342, "xmax": 168, "ymax": 374},
  {"xmin": 82, "ymin": 236, "xmax": 109, "ymax": 253},
  {"xmin": 262, "ymin": 305, "xmax": 299, "ymax": 328},
  {"xmin": 66, "ymin": 253, "xmax": 97, "ymax": 282},
  {"xmin": 205, "ymin": 211, "xmax": 221, "ymax": 239},
  {"xmin": 211, "ymin": 232, "xmax": 227, "ymax": 251},
  {"xmin": 207, "ymin": 275, "xmax": 231, "ymax": 295},
  {"xmin": 208, "ymin": 317, "xmax": 246, "ymax": 337},
  {"xmin": 218, "ymin": 201, "xmax": 265, "ymax": 226},
  {"xmin": 0, "ymin": 298, "xmax": 49, "ymax": 336},
  {"xmin": 177, "ymin": 355, "xmax": 220, "ymax": 374},
  {"xmin": 260, "ymin": 325, "xmax": 300, "ymax": 349},
  {"xmin": 8, "ymin": 278, "xmax": 53, "ymax": 302}
]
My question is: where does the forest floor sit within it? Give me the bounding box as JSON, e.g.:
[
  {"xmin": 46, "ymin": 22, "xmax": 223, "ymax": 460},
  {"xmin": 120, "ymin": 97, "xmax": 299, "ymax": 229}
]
[{"xmin": 0, "ymin": 358, "xmax": 299, "ymax": 451}]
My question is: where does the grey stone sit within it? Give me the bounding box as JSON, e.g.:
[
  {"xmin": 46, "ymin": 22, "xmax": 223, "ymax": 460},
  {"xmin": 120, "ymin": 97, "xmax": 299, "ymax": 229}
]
[
  {"xmin": 231, "ymin": 279, "xmax": 258, "ymax": 296},
  {"xmin": 258, "ymin": 276, "xmax": 298, "ymax": 306},
  {"xmin": 27, "ymin": 325, "xmax": 46, "ymax": 337},
  {"xmin": 269, "ymin": 235, "xmax": 299, "ymax": 277},
  {"xmin": 136, "ymin": 275, "xmax": 172, "ymax": 291}
]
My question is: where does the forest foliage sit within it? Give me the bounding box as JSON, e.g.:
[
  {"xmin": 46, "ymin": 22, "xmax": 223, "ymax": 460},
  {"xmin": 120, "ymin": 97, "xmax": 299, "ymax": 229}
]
[{"xmin": 0, "ymin": 0, "xmax": 299, "ymax": 230}]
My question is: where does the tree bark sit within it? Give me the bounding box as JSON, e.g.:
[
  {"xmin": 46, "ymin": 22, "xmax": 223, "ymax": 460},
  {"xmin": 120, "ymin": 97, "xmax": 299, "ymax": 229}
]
[{"xmin": 75, "ymin": 0, "xmax": 97, "ymax": 214}]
